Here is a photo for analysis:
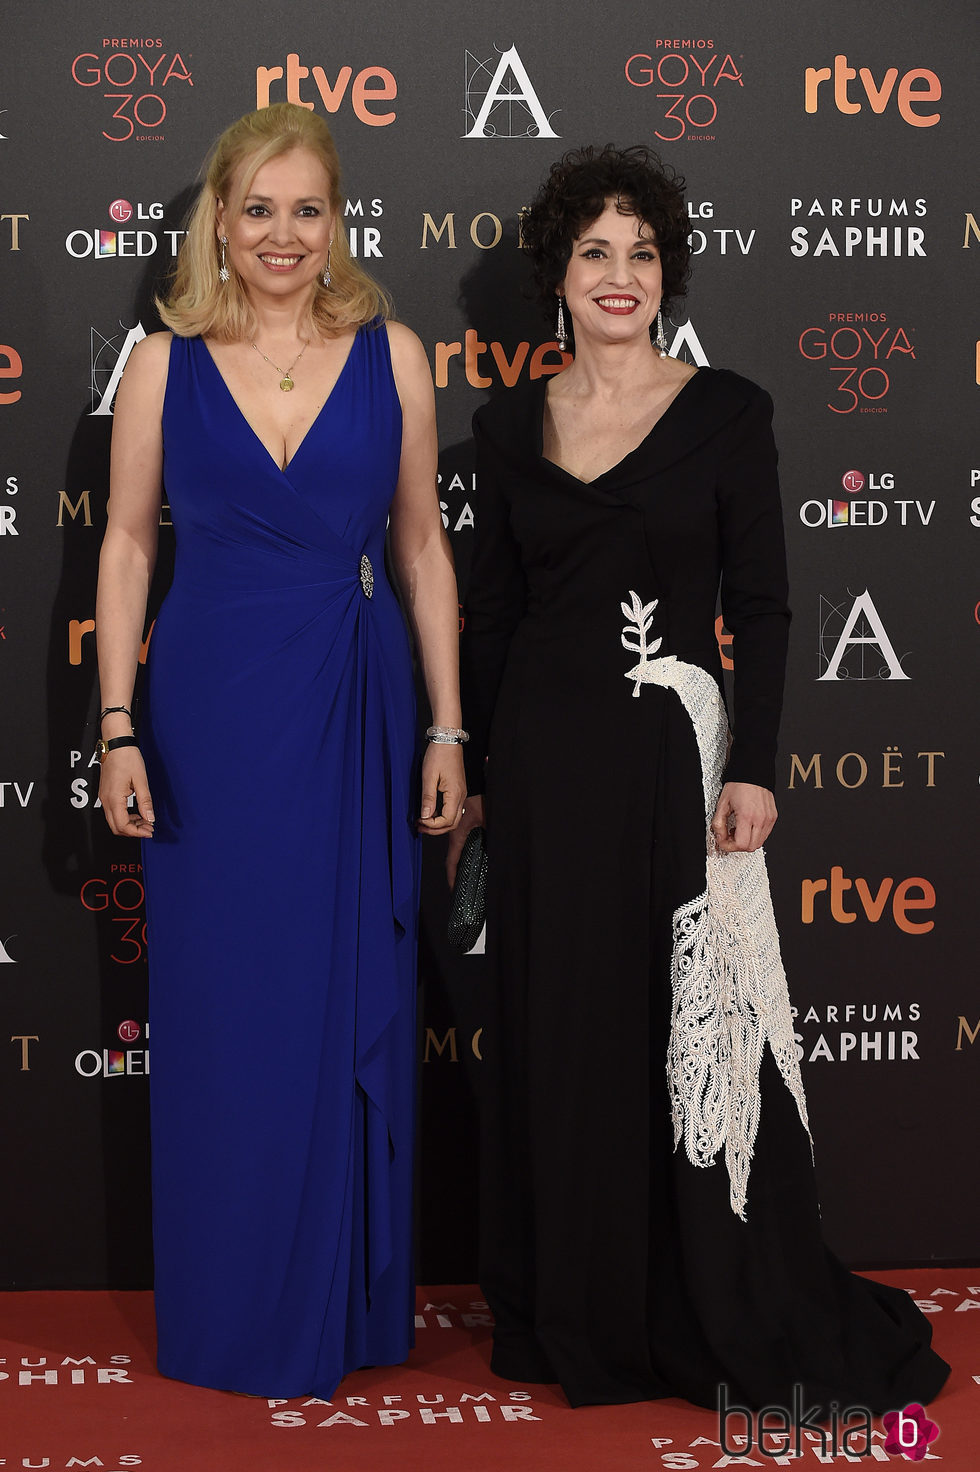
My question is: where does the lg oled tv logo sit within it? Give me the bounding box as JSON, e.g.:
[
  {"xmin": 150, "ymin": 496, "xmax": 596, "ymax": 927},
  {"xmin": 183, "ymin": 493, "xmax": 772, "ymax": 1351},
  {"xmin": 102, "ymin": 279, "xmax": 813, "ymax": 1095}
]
[
  {"xmin": 463, "ymin": 46, "xmax": 559, "ymax": 138},
  {"xmin": 67, "ymin": 199, "xmax": 184, "ymax": 261},
  {"xmin": 76, "ymin": 1025, "xmax": 150, "ymax": 1078},
  {"xmin": 687, "ymin": 201, "xmax": 755, "ymax": 257},
  {"xmin": 799, "ymin": 468, "xmax": 935, "ymax": 531},
  {"xmin": 804, "ymin": 55, "xmax": 941, "ymax": 127},
  {"xmin": 625, "ymin": 39, "xmax": 744, "ymax": 142},
  {"xmin": 70, "ymin": 40, "xmax": 193, "ymax": 141},
  {"xmin": 0, "ymin": 780, "xmax": 35, "ymax": 808}
]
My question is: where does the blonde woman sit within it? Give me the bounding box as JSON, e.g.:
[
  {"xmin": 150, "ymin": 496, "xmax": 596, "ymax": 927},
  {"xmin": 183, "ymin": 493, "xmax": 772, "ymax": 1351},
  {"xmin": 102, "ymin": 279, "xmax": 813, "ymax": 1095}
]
[{"xmin": 95, "ymin": 104, "xmax": 464, "ymax": 1397}]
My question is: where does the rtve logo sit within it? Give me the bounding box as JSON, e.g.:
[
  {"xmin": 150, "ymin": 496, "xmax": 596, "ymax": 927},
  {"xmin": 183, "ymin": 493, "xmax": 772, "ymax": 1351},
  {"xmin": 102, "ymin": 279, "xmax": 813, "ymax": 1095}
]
[
  {"xmin": 0, "ymin": 344, "xmax": 22, "ymax": 404},
  {"xmin": 255, "ymin": 52, "xmax": 396, "ymax": 125},
  {"xmin": 801, "ymin": 868, "xmax": 935, "ymax": 934},
  {"xmin": 804, "ymin": 55, "xmax": 941, "ymax": 127}
]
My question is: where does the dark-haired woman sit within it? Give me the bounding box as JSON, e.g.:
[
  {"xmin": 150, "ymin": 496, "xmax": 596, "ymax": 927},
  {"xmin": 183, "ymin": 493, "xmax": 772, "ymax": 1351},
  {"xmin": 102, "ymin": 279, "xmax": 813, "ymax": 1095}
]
[{"xmin": 449, "ymin": 146, "xmax": 948, "ymax": 1413}]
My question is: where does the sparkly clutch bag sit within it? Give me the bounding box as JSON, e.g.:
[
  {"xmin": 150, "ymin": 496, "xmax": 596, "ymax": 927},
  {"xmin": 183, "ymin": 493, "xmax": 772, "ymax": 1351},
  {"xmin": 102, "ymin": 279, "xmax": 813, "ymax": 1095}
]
[{"xmin": 448, "ymin": 827, "xmax": 488, "ymax": 952}]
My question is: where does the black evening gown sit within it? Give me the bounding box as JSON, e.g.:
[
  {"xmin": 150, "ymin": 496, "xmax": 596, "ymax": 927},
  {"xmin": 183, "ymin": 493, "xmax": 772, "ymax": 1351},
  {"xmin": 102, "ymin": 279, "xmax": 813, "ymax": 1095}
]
[{"xmin": 459, "ymin": 368, "xmax": 949, "ymax": 1412}]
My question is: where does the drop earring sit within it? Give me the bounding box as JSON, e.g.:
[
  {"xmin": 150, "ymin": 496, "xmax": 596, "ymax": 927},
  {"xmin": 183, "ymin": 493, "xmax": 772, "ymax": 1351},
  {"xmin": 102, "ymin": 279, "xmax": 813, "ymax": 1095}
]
[
  {"xmin": 556, "ymin": 294, "xmax": 569, "ymax": 351},
  {"xmin": 321, "ymin": 243, "xmax": 332, "ymax": 288},
  {"xmin": 218, "ymin": 236, "xmax": 229, "ymax": 283},
  {"xmin": 655, "ymin": 307, "xmax": 668, "ymax": 358}
]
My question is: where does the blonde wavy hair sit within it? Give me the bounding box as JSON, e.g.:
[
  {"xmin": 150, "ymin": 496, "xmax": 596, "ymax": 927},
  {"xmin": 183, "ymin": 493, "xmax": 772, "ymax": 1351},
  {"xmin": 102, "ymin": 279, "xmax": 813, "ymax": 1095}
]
[{"xmin": 157, "ymin": 103, "xmax": 391, "ymax": 341}]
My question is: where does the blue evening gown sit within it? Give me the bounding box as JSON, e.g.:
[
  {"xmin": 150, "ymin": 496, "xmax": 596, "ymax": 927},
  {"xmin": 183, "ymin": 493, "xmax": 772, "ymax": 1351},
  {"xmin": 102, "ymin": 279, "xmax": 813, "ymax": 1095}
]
[{"xmin": 140, "ymin": 324, "xmax": 419, "ymax": 1397}]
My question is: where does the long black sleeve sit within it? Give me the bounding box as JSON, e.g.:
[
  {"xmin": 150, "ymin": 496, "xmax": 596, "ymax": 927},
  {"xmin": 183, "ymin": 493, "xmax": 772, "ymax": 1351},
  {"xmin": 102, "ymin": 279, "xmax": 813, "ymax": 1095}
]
[
  {"xmin": 716, "ymin": 388, "xmax": 791, "ymax": 793},
  {"xmin": 459, "ymin": 414, "xmax": 528, "ymax": 795}
]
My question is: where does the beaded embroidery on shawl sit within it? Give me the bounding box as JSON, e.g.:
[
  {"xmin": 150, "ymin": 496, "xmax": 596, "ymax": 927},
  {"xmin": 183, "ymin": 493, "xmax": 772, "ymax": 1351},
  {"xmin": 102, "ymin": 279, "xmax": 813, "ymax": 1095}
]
[{"xmin": 620, "ymin": 590, "xmax": 810, "ymax": 1219}]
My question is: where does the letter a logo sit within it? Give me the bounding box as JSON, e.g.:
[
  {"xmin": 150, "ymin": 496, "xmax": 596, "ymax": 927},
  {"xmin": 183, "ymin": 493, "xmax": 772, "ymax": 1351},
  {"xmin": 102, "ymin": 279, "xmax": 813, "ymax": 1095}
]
[
  {"xmin": 90, "ymin": 322, "xmax": 147, "ymax": 416},
  {"xmin": 817, "ymin": 588, "xmax": 910, "ymax": 681},
  {"xmin": 463, "ymin": 46, "xmax": 560, "ymax": 139},
  {"xmin": 666, "ymin": 321, "xmax": 710, "ymax": 367}
]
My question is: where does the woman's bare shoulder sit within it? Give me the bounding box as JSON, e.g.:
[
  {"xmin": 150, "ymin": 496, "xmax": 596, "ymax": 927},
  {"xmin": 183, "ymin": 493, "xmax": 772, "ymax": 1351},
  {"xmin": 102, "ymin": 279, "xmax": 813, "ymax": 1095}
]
[{"xmin": 115, "ymin": 331, "xmax": 174, "ymax": 413}]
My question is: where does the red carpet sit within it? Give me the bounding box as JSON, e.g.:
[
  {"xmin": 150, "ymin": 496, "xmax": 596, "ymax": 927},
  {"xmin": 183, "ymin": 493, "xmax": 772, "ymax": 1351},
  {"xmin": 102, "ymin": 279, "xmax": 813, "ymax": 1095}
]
[{"xmin": 1, "ymin": 1271, "xmax": 975, "ymax": 1470}]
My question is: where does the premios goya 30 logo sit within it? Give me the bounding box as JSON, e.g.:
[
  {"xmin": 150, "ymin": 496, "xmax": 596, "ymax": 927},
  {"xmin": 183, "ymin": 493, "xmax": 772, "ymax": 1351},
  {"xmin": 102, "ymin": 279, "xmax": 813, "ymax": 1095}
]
[
  {"xmin": 798, "ymin": 314, "xmax": 915, "ymax": 414},
  {"xmin": 70, "ymin": 39, "xmax": 193, "ymax": 142},
  {"xmin": 79, "ymin": 865, "xmax": 149, "ymax": 967},
  {"xmin": 625, "ymin": 39, "xmax": 744, "ymax": 143}
]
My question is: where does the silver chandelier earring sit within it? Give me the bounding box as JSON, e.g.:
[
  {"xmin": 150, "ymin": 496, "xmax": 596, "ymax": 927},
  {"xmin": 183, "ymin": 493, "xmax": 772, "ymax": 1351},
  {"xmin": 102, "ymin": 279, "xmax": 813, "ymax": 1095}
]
[
  {"xmin": 556, "ymin": 294, "xmax": 569, "ymax": 351},
  {"xmin": 321, "ymin": 243, "xmax": 332, "ymax": 288},
  {"xmin": 218, "ymin": 236, "xmax": 230, "ymax": 283},
  {"xmin": 655, "ymin": 307, "xmax": 668, "ymax": 358}
]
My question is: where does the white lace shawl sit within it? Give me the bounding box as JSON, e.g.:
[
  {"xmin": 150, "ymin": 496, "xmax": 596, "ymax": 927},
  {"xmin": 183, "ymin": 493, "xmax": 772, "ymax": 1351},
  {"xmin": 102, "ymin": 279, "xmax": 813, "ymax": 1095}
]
[{"xmin": 621, "ymin": 592, "xmax": 811, "ymax": 1219}]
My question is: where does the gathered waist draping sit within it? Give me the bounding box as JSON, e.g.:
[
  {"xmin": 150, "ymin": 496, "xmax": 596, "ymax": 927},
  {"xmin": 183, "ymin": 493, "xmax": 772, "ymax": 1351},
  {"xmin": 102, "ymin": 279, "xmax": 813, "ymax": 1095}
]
[{"xmin": 168, "ymin": 537, "xmax": 384, "ymax": 597}]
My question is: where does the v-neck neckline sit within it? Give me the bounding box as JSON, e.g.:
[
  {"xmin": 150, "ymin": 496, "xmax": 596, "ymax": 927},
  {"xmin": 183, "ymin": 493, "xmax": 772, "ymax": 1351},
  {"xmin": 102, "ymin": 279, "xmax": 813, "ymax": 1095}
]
[
  {"xmin": 199, "ymin": 331, "xmax": 359, "ymax": 475},
  {"xmin": 539, "ymin": 367, "xmax": 702, "ymax": 486}
]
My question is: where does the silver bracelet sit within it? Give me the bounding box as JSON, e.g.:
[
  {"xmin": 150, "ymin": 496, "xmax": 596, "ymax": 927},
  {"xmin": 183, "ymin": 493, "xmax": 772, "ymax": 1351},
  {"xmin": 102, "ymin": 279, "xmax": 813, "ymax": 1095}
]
[{"xmin": 426, "ymin": 725, "xmax": 469, "ymax": 745}]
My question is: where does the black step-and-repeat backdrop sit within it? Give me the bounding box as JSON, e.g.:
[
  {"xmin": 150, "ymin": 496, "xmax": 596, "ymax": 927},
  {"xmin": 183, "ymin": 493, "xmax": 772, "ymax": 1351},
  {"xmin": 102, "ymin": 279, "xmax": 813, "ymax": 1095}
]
[{"xmin": 1, "ymin": 0, "xmax": 976, "ymax": 1288}]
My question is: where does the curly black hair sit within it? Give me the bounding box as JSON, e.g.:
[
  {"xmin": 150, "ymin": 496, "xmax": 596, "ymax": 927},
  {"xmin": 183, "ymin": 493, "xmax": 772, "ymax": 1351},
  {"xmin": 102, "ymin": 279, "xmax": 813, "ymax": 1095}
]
[{"xmin": 521, "ymin": 144, "xmax": 691, "ymax": 321}]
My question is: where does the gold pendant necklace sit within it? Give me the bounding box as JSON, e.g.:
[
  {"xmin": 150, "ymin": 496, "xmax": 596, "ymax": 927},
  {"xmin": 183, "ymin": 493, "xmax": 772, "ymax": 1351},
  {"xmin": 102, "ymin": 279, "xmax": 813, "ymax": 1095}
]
[{"xmin": 251, "ymin": 339, "xmax": 310, "ymax": 392}]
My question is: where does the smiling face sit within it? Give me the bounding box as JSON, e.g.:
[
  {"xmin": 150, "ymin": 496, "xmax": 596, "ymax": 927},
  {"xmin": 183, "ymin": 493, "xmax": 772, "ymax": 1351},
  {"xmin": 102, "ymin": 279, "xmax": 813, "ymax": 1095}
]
[
  {"xmin": 559, "ymin": 200, "xmax": 663, "ymax": 349},
  {"xmin": 216, "ymin": 146, "xmax": 334, "ymax": 302}
]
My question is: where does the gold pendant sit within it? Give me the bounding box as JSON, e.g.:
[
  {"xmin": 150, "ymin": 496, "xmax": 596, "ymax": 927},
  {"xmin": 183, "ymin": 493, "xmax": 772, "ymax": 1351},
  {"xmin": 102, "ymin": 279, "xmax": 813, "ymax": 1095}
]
[{"xmin": 280, "ymin": 376, "xmax": 294, "ymax": 392}]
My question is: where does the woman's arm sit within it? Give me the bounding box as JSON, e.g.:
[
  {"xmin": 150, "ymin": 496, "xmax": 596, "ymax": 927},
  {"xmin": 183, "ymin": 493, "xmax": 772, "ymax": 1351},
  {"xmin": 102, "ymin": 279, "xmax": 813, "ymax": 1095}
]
[
  {"xmin": 386, "ymin": 321, "xmax": 465, "ymax": 834},
  {"xmin": 712, "ymin": 386, "xmax": 791, "ymax": 853},
  {"xmin": 95, "ymin": 332, "xmax": 170, "ymax": 836}
]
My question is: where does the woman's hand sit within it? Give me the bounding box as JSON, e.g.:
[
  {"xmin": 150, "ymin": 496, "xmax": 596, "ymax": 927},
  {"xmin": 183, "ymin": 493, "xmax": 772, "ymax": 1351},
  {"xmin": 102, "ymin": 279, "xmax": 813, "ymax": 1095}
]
[
  {"xmin": 99, "ymin": 749, "xmax": 156, "ymax": 838},
  {"xmin": 446, "ymin": 794, "xmax": 484, "ymax": 888},
  {"xmin": 418, "ymin": 742, "xmax": 466, "ymax": 837},
  {"xmin": 710, "ymin": 781, "xmax": 776, "ymax": 853}
]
